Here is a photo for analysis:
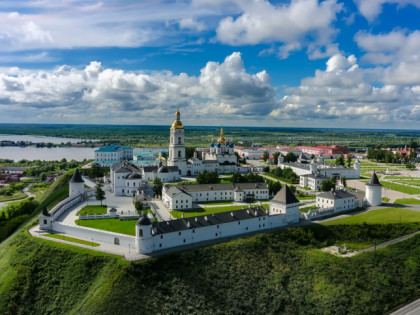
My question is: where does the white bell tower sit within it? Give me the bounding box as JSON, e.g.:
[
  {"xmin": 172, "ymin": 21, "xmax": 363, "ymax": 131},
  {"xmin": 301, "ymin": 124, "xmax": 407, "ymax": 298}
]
[{"xmin": 167, "ymin": 107, "xmax": 186, "ymax": 175}]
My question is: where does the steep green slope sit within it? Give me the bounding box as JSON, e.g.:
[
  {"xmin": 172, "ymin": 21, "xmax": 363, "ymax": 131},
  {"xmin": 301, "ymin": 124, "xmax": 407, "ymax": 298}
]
[{"xmin": 0, "ymin": 175, "xmax": 419, "ymax": 314}]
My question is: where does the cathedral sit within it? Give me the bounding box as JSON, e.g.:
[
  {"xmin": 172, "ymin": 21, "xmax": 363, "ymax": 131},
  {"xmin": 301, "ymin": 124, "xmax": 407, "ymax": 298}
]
[{"xmin": 167, "ymin": 108, "xmax": 248, "ymax": 176}]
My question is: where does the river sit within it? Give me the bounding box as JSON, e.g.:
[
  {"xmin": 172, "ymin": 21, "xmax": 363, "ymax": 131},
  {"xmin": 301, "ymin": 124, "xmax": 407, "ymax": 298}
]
[{"xmin": 0, "ymin": 134, "xmax": 91, "ymax": 144}]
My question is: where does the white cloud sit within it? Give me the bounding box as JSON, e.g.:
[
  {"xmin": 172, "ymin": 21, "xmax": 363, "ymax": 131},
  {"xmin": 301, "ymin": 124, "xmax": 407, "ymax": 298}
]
[
  {"xmin": 270, "ymin": 53, "xmax": 420, "ymax": 125},
  {"xmin": 0, "ymin": 52, "xmax": 277, "ymax": 124},
  {"xmin": 215, "ymin": 0, "xmax": 342, "ymax": 58},
  {"xmin": 354, "ymin": 0, "xmax": 420, "ymax": 22},
  {"xmin": 179, "ymin": 18, "xmax": 207, "ymax": 32},
  {"xmin": 355, "ymin": 30, "xmax": 420, "ymax": 85}
]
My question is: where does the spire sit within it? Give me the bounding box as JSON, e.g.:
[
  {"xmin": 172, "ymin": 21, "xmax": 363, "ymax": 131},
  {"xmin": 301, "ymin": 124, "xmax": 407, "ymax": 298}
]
[
  {"xmin": 367, "ymin": 171, "xmax": 382, "ymax": 186},
  {"xmin": 218, "ymin": 127, "xmax": 226, "ymax": 145},
  {"xmin": 70, "ymin": 169, "xmax": 84, "ymax": 183},
  {"xmin": 170, "ymin": 107, "xmax": 184, "ymax": 129}
]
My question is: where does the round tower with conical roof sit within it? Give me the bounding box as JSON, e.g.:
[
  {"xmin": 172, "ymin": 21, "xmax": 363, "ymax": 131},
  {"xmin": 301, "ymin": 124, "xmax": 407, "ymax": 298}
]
[
  {"xmin": 70, "ymin": 169, "xmax": 85, "ymax": 196},
  {"xmin": 136, "ymin": 214, "xmax": 154, "ymax": 254},
  {"xmin": 365, "ymin": 171, "xmax": 382, "ymax": 206}
]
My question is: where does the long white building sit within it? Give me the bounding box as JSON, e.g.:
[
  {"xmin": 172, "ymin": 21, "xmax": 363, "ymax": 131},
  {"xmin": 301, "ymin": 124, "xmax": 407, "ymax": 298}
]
[
  {"xmin": 95, "ymin": 145, "xmax": 133, "ymax": 167},
  {"xmin": 136, "ymin": 185, "xmax": 299, "ymax": 254},
  {"xmin": 162, "ymin": 182, "xmax": 269, "ymax": 210}
]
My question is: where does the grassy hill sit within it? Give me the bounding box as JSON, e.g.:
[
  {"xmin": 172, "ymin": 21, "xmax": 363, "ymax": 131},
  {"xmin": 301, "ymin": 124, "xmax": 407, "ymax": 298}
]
[{"xmin": 0, "ymin": 177, "xmax": 419, "ymax": 314}]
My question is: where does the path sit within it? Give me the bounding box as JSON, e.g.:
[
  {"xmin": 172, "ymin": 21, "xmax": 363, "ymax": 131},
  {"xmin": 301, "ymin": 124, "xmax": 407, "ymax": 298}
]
[
  {"xmin": 391, "ymin": 298, "xmax": 420, "ymax": 315},
  {"xmin": 150, "ymin": 199, "xmax": 173, "ymax": 221},
  {"xmin": 0, "ymin": 184, "xmax": 36, "ymax": 211},
  {"xmin": 337, "ymin": 231, "xmax": 420, "ymax": 258}
]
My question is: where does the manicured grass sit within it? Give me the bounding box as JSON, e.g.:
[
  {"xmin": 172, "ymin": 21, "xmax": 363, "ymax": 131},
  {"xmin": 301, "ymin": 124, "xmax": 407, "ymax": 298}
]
[
  {"xmin": 171, "ymin": 205, "xmax": 251, "ymax": 219},
  {"xmin": 43, "ymin": 233, "xmax": 100, "ymax": 247},
  {"xmin": 323, "ymin": 208, "xmax": 420, "ymax": 225},
  {"xmin": 0, "ymin": 191, "xmax": 27, "ymax": 202},
  {"xmin": 297, "ymin": 196, "xmax": 316, "ymax": 200},
  {"xmin": 75, "ymin": 219, "xmax": 136, "ymax": 236},
  {"xmin": 384, "ymin": 176, "xmax": 418, "ymax": 180},
  {"xmin": 198, "ymin": 201, "xmax": 235, "ymax": 205},
  {"xmin": 77, "ymin": 205, "xmax": 107, "ymax": 216},
  {"xmin": 381, "ymin": 197, "xmax": 390, "ymax": 202},
  {"xmin": 395, "ymin": 180, "xmax": 420, "ymax": 187},
  {"xmin": 394, "ymin": 198, "xmax": 420, "ymax": 204},
  {"xmin": 380, "ymin": 181, "xmax": 420, "ymax": 195}
]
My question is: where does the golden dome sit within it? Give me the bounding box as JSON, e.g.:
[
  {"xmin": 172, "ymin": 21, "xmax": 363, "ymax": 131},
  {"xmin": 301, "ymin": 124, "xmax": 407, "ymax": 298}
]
[
  {"xmin": 170, "ymin": 107, "xmax": 184, "ymax": 129},
  {"xmin": 217, "ymin": 128, "xmax": 226, "ymax": 145}
]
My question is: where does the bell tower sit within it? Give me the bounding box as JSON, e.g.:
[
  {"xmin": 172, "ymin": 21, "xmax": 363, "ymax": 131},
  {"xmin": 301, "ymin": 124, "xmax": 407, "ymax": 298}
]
[{"xmin": 167, "ymin": 107, "xmax": 186, "ymax": 174}]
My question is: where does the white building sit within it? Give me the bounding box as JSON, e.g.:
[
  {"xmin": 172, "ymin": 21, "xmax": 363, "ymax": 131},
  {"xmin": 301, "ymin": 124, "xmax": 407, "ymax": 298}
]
[
  {"xmin": 278, "ymin": 155, "xmax": 361, "ymax": 180},
  {"xmin": 162, "ymin": 182, "xmax": 269, "ymax": 210},
  {"xmin": 167, "ymin": 108, "xmax": 248, "ymax": 175},
  {"xmin": 269, "ymin": 185, "xmax": 300, "ymax": 224},
  {"xmin": 366, "ymin": 172, "xmax": 382, "ymax": 206},
  {"xmin": 141, "ymin": 164, "xmax": 181, "ymax": 183},
  {"xmin": 110, "ymin": 161, "xmax": 144, "ymax": 196},
  {"xmin": 316, "ymin": 189, "xmax": 358, "ymax": 213},
  {"xmin": 95, "ymin": 145, "xmax": 133, "ymax": 167},
  {"xmin": 300, "ymin": 172, "xmax": 329, "ymax": 191},
  {"xmin": 136, "ymin": 184, "xmax": 299, "ymax": 254}
]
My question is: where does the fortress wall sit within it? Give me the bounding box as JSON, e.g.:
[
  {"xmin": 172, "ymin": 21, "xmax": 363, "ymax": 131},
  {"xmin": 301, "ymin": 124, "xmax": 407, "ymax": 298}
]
[{"xmin": 52, "ymin": 222, "xmax": 136, "ymax": 248}]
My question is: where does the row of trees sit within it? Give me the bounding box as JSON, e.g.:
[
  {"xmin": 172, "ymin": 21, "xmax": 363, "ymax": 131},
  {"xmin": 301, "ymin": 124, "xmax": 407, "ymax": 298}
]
[
  {"xmin": 367, "ymin": 149, "xmax": 417, "ymax": 164},
  {"xmin": 0, "ymin": 198, "xmax": 39, "ymax": 222},
  {"xmin": 268, "ymin": 167, "xmax": 298, "ymax": 183}
]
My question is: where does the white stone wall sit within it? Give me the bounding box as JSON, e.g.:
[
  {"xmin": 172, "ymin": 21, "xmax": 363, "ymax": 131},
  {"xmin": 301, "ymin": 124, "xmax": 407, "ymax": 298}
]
[
  {"xmin": 316, "ymin": 196, "xmax": 357, "ymax": 212},
  {"xmin": 52, "ymin": 222, "xmax": 136, "ymax": 248},
  {"xmin": 136, "ymin": 213, "xmax": 288, "ymax": 254}
]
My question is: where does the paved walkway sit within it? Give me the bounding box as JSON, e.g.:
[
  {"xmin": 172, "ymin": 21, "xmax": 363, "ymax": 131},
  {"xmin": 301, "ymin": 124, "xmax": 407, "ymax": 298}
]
[
  {"xmin": 333, "ymin": 231, "xmax": 420, "ymax": 258},
  {"xmin": 150, "ymin": 199, "xmax": 173, "ymax": 221},
  {"xmin": 391, "ymin": 298, "xmax": 420, "ymax": 315}
]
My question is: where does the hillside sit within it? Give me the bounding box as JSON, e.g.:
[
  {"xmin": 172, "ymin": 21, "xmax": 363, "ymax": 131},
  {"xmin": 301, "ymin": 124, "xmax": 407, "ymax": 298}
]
[{"xmin": 0, "ymin": 178, "xmax": 419, "ymax": 314}]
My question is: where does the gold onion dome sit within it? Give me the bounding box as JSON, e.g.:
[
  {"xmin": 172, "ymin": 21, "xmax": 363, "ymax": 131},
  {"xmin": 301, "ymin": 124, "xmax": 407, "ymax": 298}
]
[
  {"xmin": 218, "ymin": 128, "xmax": 226, "ymax": 145},
  {"xmin": 170, "ymin": 107, "xmax": 184, "ymax": 129}
]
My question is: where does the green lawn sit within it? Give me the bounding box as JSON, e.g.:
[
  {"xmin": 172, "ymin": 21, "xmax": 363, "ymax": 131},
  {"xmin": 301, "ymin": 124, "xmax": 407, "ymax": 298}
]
[
  {"xmin": 380, "ymin": 181, "xmax": 420, "ymax": 195},
  {"xmin": 172, "ymin": 205, "xmax": 253, "ymax": 219},
  {"xmin": 323, "ymin": 208, "xmax": 420, "ymax": 225},
  {"xmin": 75, "ymin": 219, "xmax": 136, "ymax": 236},
  {"xmin": 395, "ymin": 180, "xmax": 420, "ymax": 187},
  {"xmin": 297, "ymin": 196, "xmax": 316, "ymax": 200},
  {"xmin": 43, "ymin": 233, "xmax": 100, "ymax": 247},
  {"xmin": 384, "ymin": 176, "xmax": 418, "ymax": 180},
  {"xmin": 77, "ymin": 205, "xmax": 107, "ymax": 216},
  {"xmin": 0, "ymin": 191, "xmax": 27, "ymax": 202},
  {"xmin": 394, "ymin": 198, "xmax": 420, "ymax": 204},
  {"xmin": 198, "ymin": 201, "xmax": 235, "ymax": 205}
]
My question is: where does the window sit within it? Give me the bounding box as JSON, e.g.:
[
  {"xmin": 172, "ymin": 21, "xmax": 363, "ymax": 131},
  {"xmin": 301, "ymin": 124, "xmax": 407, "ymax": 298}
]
[
  {"xmin": 179, "ymin": 232, "xmax": 181, "ymax": 236},
  {"xmin": 217, "ymin": 225, "xmax": 219, "ymax": 229},
  {"xmin": 159, "ymin": 243, "xmax": 162, "ymax": 248},
  {"xmin": 246, "ymin": 227, "xmax": 248, "ymax": 231},
  {"xmin": 215, "ymin": 233, "xmax": 218, "ymax": 236},
  {"xmin": 183, "ymin": 239, "xmax": 186, "ymax": 243},
  {"xmin": 139, "ymin": 229, "xmax": 143, "ymax": 237},
  {"xmin": 193, "ymin": 230, "xmax": 195, "ymax": 233},
  {"xmin": 178, "ymin": 151, "xmax": 181, "ymax": 158},
  {"xmin": 238, "ymin": 221, "xmax": 240, "ymax": 225},
  {"xmin": 43, "ymin": 219, "xmax": 47, "ymax": 224},
  {"xmin": 178, "ymin": 137, "xmax": 181, "ymax": 144}
]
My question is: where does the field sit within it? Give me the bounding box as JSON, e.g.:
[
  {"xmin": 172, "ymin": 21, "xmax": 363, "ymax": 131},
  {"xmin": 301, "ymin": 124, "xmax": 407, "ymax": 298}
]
[
  {"xmin": 75, "ymin": 219, "xmax": 136, "ymax": 236},
  {"xmin": 394, "ymin": 198, "xmax": 420, "ymax": 204},
  {"xmin": 380, "ymin": 181, "xmax": 420, "ymax": 195},
  {"xmin": 171, "ymin": 205, "xmax": 247, "ymax": 219},
  {"xmin": 77, "ymin": 205, "xmax": 107, "ymax": 216},
  {"xmin": 43, "ymin": 233, "xmax": 100, "ymax": 247},
  {"xmin": 323, "ymin": 208, "xmax": 420, "ymax": 225}
]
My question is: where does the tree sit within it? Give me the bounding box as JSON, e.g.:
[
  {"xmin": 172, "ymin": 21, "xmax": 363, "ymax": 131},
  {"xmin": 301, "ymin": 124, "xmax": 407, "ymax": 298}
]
[
  {"xmin": 134, "ymin": 200, "xmax": 143, "ymax": 213},
  {"xmin": 268, "ymin": 181, "xmax": 282, "ymax": 195},
  {"xmin": 273, "ymin": 152, "xmax": 280, "ymax": 165},
  {"xmin": 310, "ymin": 154, "xmax": 315, "ymax": 160},
  {"xmin": 185, "ymin": 147, "xmax": 196, "ymax": 160},
  {"xmin": 321, "ymin": 177, "xmax": 337, "ymax": 192},
  {"xmin": 39, "ymin": 172, "xmax": 47, "ymax": 182},
  {"xmin": 262, "ymin": 151, "xmax": 270, "ymax": 162},
  {"xmin": 196, "ymin": 171, "xmax": 220, "ymax": 184},
  {"xmin": 406, "ymin": 163, "xmax": 416, "ymax": 170},
  {"xmin": 335, "ymin": 155, "xmax": 345, "ymax": 166},
  {"xmin": 409, "ymin": 140, "xmax": 418, "ymax": 149},
  {"xmin": 90, "ymin": 163, "xmax": 104, "ymax": 178},
  {"xmin": 346, "ymin": 155, "xmax": 352, "ymax": 167},
  {"xmin": 231, "ymin": 173, "xmax": 243, "ymax": 183},
  {"xmin": 152, "ymin": 177, "xmax": 163, "ymax": 197},
  {"xmin": 285, "ymin": 152, "xmax": 298, "ymax": 163},
  {"xmin": 409, "ymin": 151, "xmax": 417, "ymax": 162},
  {"xmin": 95, "ymin": 184, "xmax": 106, "ymax": 206},
  {"xmin": 263, "ymin": 166, "xmax": 270, "ymax": 173},
  {"xmin": 341, "ymin": 176, "xmax": 347, "ymax": 187}
]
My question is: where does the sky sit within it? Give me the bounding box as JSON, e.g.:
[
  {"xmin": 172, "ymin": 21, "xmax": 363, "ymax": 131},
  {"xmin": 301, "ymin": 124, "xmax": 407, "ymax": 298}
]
[{"xmin": 0, "ymin": 0, "xmax": 419, "ymax": 129}]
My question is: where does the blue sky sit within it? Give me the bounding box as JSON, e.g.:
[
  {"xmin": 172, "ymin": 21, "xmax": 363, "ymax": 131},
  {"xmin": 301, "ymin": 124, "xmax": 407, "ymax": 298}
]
[{"xmin": 0, "ymin": 0, "xmax": 419, "ymax": 129}]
